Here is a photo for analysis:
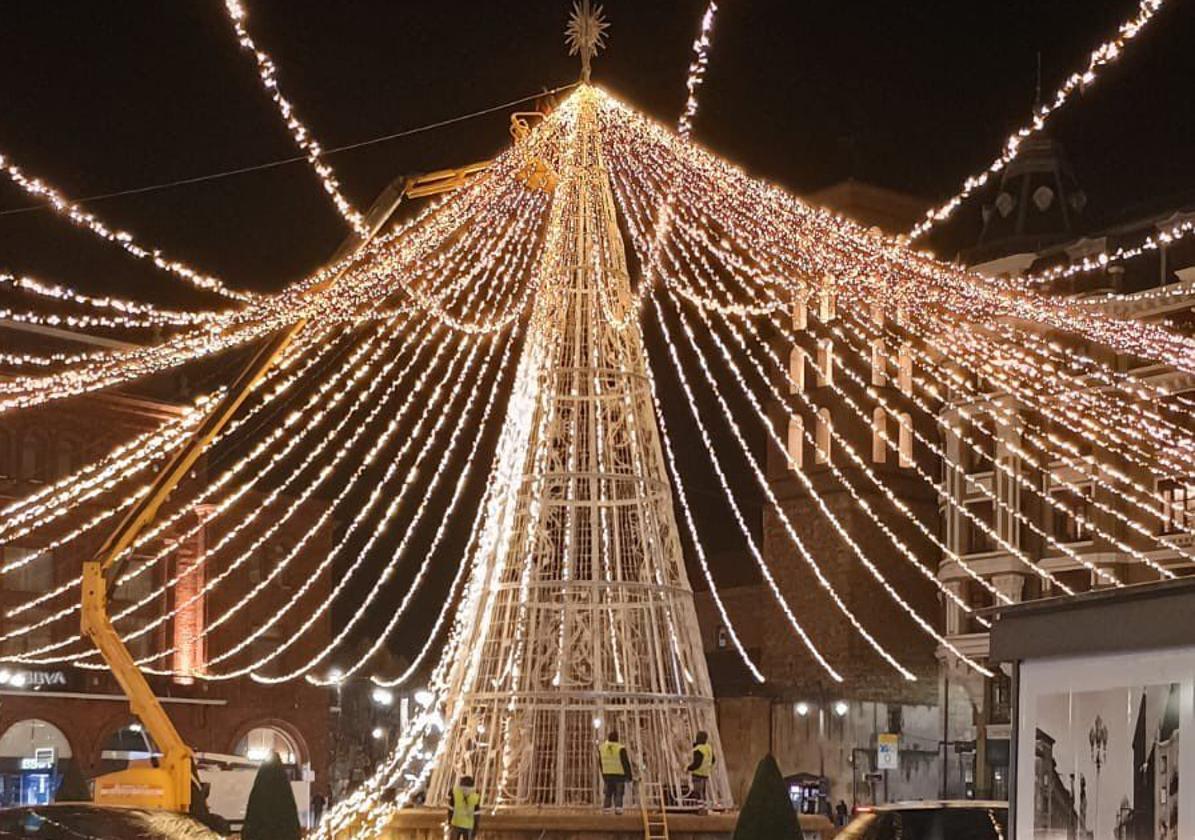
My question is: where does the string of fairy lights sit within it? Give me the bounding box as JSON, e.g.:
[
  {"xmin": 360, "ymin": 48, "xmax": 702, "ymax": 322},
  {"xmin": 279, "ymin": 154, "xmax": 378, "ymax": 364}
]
[
  {"xmin": 0, "ymin": 3, "xmax": 1193, "ymax": 833},
  {"xmin": 222, "ymin": 0, "xmax": 369, "ymax": 236},
  {"xmin": 907, "ymin": 0, "xmax": 1168, "ymax": 241}
]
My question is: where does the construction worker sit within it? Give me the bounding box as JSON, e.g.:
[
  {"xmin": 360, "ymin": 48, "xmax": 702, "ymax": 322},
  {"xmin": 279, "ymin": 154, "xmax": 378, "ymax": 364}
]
[
  {"xmin": 598, "ymin": 730, "xmax": 633, "ymax": 814},
  {"xmin": 446, "ymin": 774, "xmax": 481, "ymax": 839},
  {"xmin": 686, "ymin": 731, "xmax": 715, "ymax": 811}
]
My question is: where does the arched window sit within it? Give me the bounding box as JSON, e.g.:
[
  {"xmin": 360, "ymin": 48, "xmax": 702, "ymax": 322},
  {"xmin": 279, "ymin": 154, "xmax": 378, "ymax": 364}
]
[
  {"xmin": 897, "ymin": 343, "xmax": 913, "ymax": 395},
  {"xmin": 872, "ymin": 408, "xmax": 888, "ymax": 463},
  {"xmin": 870, "ymin": 339, "xmax": 887, "ymax": 387},
  {"xmin": 787, "ymin": 347, "xmax": 805, "ymax": 394},
  {"xmin": 20, "ymin": 432, "xmax": 48, "ymax": 482},
  {"xmin": 55, "ymin": 439, "xmax": 80, "ymax": 481},
  {"xmin": 818, "ymin": 287, "xmax": 836, "ymax": 322},
  {"xmin": 786, "ymin": 416, "xmax": 803, "ymax": 471},
  {"xmin": 899, "ymin": 413, "xmax": 914, "ymax": 468},
  {"xmin": 870, "ymin": 303, "xmax": 884, "ymax": 326},
  {"xmin": 0, "ymin": 427, "xmax": 13, "ymax": 478},
  {"xmin": 237, "ymin": 726, "xmax": 303, "ymax": 766},
  {"xmin": 816, "ymin": 339, "xmax": 833, "ymax": 386},
  {"xmin": 791, "ymin": 296, "xmax": 807, "ymax": 331},
  {"xmin": 815, "ymin": 409, "xmax": 832, "ymax": 464}
]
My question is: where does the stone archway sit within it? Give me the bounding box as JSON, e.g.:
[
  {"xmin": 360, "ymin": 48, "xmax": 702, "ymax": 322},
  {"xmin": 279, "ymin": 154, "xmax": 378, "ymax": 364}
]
[{"xmin": 230, "ymin": 719, "xmax": 308, "ymax": 767}]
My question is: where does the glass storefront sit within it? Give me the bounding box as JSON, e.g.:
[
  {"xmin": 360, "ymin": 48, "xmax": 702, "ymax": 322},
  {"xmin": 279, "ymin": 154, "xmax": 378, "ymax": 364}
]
[{"xmin": 0, "ymin": 719, "xmax": 73, "ymax": 807}]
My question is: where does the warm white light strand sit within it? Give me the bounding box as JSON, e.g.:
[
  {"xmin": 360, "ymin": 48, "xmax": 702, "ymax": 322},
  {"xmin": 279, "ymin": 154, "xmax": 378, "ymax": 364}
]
[{"xmin": 907, "ymin": 0, "xmax": 1167, "ymax": 241}]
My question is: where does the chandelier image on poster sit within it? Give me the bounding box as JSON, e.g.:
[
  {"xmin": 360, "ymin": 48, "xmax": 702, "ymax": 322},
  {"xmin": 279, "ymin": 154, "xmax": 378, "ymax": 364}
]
[{"xmin": 1034, "ymin": 684, "xmax": 1180, "ymax": 840}]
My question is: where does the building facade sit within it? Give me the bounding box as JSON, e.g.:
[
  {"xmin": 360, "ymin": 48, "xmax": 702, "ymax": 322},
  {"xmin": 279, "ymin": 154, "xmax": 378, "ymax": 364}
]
[
  {"xmin": 0, "ymin": 326, "xmax": 336, "ymax": 818},
  {"xmin": 940, "ymin": 135, "xmax": 1195, "ymax": 805},
  {"xmin": 697, "ymin": 152, "xmax": 1195, "ymax": 810}
]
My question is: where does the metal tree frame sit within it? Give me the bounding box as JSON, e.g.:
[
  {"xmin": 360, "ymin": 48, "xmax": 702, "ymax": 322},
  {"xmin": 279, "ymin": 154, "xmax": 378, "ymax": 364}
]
[{"xmin": 427, "ymin": 89, "xmax": 729, "ymax": 809}]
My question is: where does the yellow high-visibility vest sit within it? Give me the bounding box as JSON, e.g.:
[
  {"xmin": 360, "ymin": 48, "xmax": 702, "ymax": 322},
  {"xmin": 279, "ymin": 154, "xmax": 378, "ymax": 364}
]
[
  {"xmin": 451, "ymin": 786, "xmax": 480, "ymax": 829},
  {"xmin": 693, "ymin": 743, "xmax": 715, "ymax": 778},
  {"xmin": 599, "ymin": 741, "xmax": 625, "ymax": 776}
]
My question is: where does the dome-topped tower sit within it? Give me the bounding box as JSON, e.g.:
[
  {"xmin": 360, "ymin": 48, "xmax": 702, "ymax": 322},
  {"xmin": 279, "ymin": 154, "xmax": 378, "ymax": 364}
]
[{"xmin": 967, "ymin": 129, "xmax": 1087, "ymax": 266}]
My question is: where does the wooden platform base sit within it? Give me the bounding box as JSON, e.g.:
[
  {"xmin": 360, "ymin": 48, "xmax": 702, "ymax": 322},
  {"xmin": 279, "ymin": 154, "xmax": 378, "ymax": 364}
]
[{"xmin": 378, "ymin": 807, "xmax": 738, "ymax": 839}]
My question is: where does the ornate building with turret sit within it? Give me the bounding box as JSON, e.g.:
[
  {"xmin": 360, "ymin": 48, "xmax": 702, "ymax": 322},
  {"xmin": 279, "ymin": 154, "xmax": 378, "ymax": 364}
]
[{"xmin": 694, "ymin": 133, "xmax": 1195, "ymax": 809}]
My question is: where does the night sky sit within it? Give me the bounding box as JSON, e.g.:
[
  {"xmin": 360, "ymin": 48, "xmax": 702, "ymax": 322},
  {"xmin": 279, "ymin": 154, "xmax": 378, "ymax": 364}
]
[
  {"xmin": 4, "ymin": 1, "xmax": 1194, "ymax": 301},
  {"xmin": 3, "ymin": 1, "xmax": 1194, "ymax": 663}
]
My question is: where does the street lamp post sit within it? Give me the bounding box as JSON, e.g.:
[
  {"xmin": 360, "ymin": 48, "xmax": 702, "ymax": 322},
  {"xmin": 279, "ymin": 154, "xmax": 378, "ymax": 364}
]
[{"xmin": 1089, "ymin": 715, "xmax": 1108, "ymax": 839}]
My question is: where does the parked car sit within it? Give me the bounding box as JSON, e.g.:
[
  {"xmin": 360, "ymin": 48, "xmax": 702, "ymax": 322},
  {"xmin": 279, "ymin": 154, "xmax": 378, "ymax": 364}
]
[
  {"xmin": 0, "ymin": 805, "xmax": 222, "ymax": 838},
  {"xmin": 836, "ymin": 800, "xmax": 1008, "ymax": 840}
]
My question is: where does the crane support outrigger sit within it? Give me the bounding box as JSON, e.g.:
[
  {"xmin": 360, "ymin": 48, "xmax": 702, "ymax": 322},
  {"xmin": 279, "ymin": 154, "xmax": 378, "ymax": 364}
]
[{"xmin": 80, "ymin": 160, "xmax": 496, "ymax": 814}]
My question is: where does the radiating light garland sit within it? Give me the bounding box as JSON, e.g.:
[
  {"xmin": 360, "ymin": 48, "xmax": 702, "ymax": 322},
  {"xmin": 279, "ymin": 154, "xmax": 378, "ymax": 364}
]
[
  {"xmin": 674, "ymin": 260, "xmax": 1003, "ymax": 617},
  {"xmin": 82, "ymin": 325, "xmax": 476, "ymax": 671},
  {"xmin": 0, "ymin": 129, "xmax": 549, "ymax": 408},
  {"xmin": 6, "ymin": 223, "xmax": 523, "ymax": 655},
  {"xmin": 679, "ymin": 183, "xmax": 1184, "ymax": 585},
  {"xmin": 873, "ymin": 312, "xmax": 1188, "ymax": 575},
  {"xmin": 652, "ymin": 289, "xmax": 889, "ymax": 681},
  {"xmin": 677, "ymin": 1, "xmax": 720, "ymax": 142},
  {"xmin": 648, "ymin": 339, "xmax": 765, "ymax": 683},
  {"xmin": 229, "ymin": 339, "xmax": 492, "ymax": 681},
  {"xmin": 663, "ymin": 289, "xmax": 992, "ymax": 676},
  {"xmin": 677, "ymin": 179, "xmax": 1178, "ymax": 585},
  {"xmin": 907, "ymin": 0, "xmax": 1167, "ymax": 241},
  {"xmin": 596, "ymin": 89, "xmax": 1195, "ymax": 375},
  {"xmin": 610, "ymin": 129, "xmax": 1084, "ymax": 595},
  {"xmin": 608, "ymin": 147, "xmax": 1006, "ymax": 613},
  {"xmin": 0, "ymin": 327, "xmax": 336, "ymax": 579},
  {"xmin": 0, "ymin": 307, "xmax": 201, "ymax": 331},
  {"xmin": 0, "ymin": 273, "xmax": 221, "ymax": 326},
  {"xmin": 626, "ymin": 105, "xmax": 1195, "ymax": 492},
  {"xmin": 611, "ymin": 88, "xmax": 1190, "ymax": 597},
  {"xmin": 0, "ymin": 149, "xmax": 251, "ymax": 302},
  {"xmin": 305, "ymin": 324, "xmax": 520, "ymax": 685},
  {"xmin": 223, "ymin": 0, "xmax": 368, "ymax": 236},
  {"xmin": 0, "ymin": 324, "xmax": 393, "ymax": 648},
  {"xmin": 1, "ymin": 158, "xmax": 538, "ymax": 650},
  {"xmin": 138, "ymin": 215, "xmax": 528, "ymax": 673},
  {"xmin": 606, "ymin": 133, "xmax": 1027, "ymax": 602}
]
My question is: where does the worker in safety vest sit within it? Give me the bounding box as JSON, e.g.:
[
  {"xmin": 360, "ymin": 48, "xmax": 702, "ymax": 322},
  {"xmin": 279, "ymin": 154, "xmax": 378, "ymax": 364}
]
[
  {"xmin": 446, "ymin": 774, "xmax": 481, "ymax": 839},
  {"xmin": 686, "ymin": 730, "xmax": 715, "ymax": 811},
  {"xmin": 598, "ymin": 730, "xmax": 633, "ymax": 814}
]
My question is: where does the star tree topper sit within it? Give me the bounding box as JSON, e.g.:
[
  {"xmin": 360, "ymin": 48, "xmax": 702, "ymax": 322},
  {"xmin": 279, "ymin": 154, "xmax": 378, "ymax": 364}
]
[{"xmin": 566, "ymin": 0, "xmax": 609, "ymax": 83}]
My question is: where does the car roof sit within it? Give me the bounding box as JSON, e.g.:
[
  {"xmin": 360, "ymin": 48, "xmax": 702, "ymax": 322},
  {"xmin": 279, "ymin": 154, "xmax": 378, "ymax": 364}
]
[{"xmin": 863, "ymin": 800, "xmax": 1008, "ymax": 811}]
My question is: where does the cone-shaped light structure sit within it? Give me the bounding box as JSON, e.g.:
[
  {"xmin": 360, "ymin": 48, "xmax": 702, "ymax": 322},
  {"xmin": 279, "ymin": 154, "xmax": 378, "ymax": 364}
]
[{"xmin": 426, "ymin": 86, "xmax": 728, "ymax": 808}]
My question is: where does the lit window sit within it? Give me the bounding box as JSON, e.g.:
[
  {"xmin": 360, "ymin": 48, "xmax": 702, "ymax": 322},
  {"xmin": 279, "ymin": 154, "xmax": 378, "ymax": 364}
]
[
  {"xmin": 786, "ymin": 416, "xmax": 803, "ymax": 471},
  {"xmin": 816, "ymin": 339, "xmax": 833, "ymax": 386},
  {"xmin": 788, "ymin": 348, "xmax": 805, "ymax": 394},
  {"xmin": 815, "ymin": 409, "xmax": 831, "ymax": 464},
  {"xmin": 899, "ymin": 413, "xmax": 914, "ymax": 468},
  {"xmin": 897, "ymin": 343, "xmax": 913, "ymax": 395},
  {"xmin": 818, "ymin": 287, "xmax": 836, "ymax": 321},
  {"xmin": 870, "ymin": 339, "xmax": 887, "ymax": 386},
  {"xmin": 1159, "ymin": 478, "xmax": 1194, "ymax": 535},
  {"xmin": 1050, "ymin": 482, "xmax": 1092, "ymax": 543},
  {"xmin": 791, "ymin": 297, "xmax": 807, "ymax": 331},
  {"xmin": 872, "ymin": 409, "xmax": 887, "ymax": 463}
]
